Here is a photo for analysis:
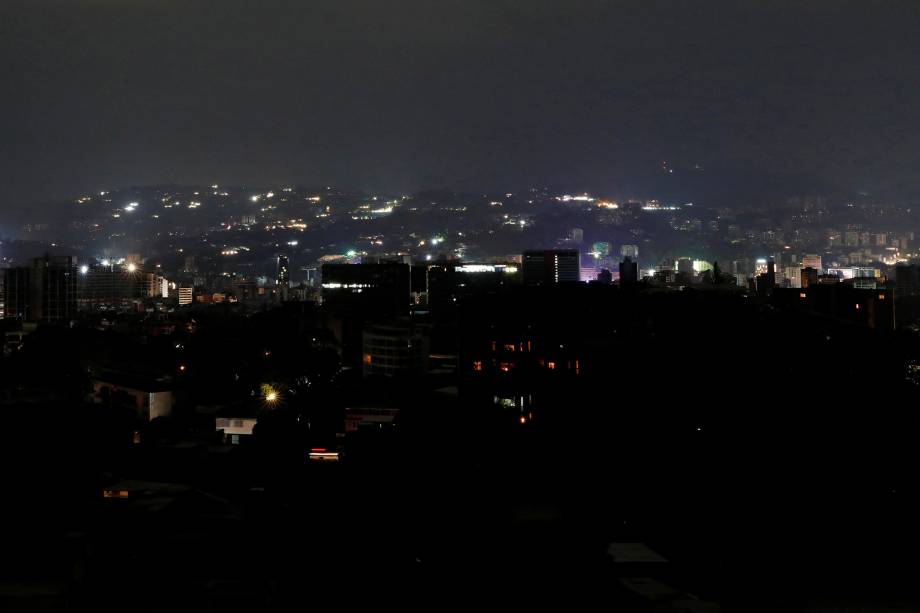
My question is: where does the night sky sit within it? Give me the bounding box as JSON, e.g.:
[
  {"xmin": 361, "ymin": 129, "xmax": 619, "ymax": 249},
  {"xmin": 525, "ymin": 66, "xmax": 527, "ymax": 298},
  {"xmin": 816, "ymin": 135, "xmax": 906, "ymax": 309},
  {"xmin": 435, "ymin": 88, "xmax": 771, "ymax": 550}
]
[{"xmin": 3, "ymin": 0, "xmax": 920, "ymax": 209}]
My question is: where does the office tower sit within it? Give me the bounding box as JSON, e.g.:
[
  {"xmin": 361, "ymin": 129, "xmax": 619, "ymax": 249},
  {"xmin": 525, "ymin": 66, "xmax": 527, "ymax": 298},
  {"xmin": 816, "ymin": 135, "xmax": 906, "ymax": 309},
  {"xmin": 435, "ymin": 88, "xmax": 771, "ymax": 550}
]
[
  {"xmin": 677, "ymin": 258, "xmax": 694, "ymax": 276},
  {"xmin": 579, "ymin": 265, "xmax": 598, "ymax": 282},
  {"xmin": 276, "ymin": 254, "xmax": 290, "ymax": 288},
  {"xmin": 620, "ymin": 244, "xmax": 639, "ymax": 260},
  {"xmin": 1, "ymin": 255, "xmax": 76, "ymax": 322},
  {"xmin": 801, "ymin": 267, "xmax": 818, "ymax": 289},
  {"xmin": 522, "ymin": 250, "xmax": 580, "ymax": 285},
  {"xmin": 619, "ymin": 256, "xmax": 639, "ymax": 284},
  {"xmin": 802, "ymin": 254, "xmax": 822, "ymax": 273},
  {"xmin": 362, "ymin": 320, "xmax": 430, "ymax": 377},
  {"xmin": 78, "ymin": 262, "xmax": 149, "ymax": 311},
  {"xmin": 321, "ymin": 262, "xmax": 411, "ymax": 314},
  {"xmin": 568, "ymin": 228, "xmax": 584, "ymax": 245},
  {"xmin": 896, "ymin": 265, "xmax": 920, "ymax": 296},
  {"xmin": 592, "ymin": 242, "xmax": 611, "ymax": 257},
  {"xmin": 183, "ymin": 256, "xmax": 198, "ymax": 274}
]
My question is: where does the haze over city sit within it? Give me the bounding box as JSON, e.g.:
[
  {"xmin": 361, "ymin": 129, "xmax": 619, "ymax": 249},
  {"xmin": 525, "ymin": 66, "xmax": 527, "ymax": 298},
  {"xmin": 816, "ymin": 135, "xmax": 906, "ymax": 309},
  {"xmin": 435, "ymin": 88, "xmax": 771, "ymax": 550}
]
[{"xmin": 4, "ymin": 0, "xmax": 920, "ymax": 218}]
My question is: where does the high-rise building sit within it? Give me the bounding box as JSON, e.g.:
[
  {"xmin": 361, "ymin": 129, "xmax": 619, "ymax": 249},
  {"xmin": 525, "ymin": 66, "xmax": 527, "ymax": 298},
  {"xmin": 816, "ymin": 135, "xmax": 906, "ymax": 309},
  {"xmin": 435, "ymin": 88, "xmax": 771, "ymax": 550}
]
[
  {"xmin": 592, "ymin": 242, "xmax": 611, "ymax": 257},
  {"xmin": 802, "ymin": 254, "xmax": 822, "ymax": 273},
  {"xmin": 321, "ymin": 262, "xmax": 411, "ymax": 313},
  {"xmin": 276, "ymin": 254, "xmax": 290, "ymax": 288},
  {"xmin": 568, "ymin": 228, "xmax": 584, "ymax": 245},
  {"xmin": 522, "ymin": 250, "xmax": 580, "ymax": 285},
  {"xmin": 620, "ymin": 244, "xmax": 639, "ymax": 260},
  {"xmin": 781, "ymin": 266, "xmax": 802, "ymax": 288},
  {"xmin": 896, "ymin": 265, "xmax": 920, "ymax": 296},
  {"xmin": 1, "ymin": 255, "xmax": 76, "ymax": 322},
  {"xmin": 362, "ymin": 320, "xmax": 430, "ymax": 377},
  {"xmin": 579, "ymin": 266, "xmax": 598, "ymax": 282},
  {"xmin": 178, "ymin": 287, "xmax": 193, "ymax": 306},
  {"xmin": 677, "ymin": 258, "xmax": 694, "ymax": 276},
  {"xmin": 801, "ymin": 267, "xmax": 818, "ymax": 289},
  {"xmin": 619, "ymin": 256, "xmax": 639, "ymax": 284},
  {"xmin": 78, "ymin": 263, "xmax": 149, "ymax": 311},
  {"xmin": 183, "ymin": 256, "xmax": 198, "ymax": 274}
]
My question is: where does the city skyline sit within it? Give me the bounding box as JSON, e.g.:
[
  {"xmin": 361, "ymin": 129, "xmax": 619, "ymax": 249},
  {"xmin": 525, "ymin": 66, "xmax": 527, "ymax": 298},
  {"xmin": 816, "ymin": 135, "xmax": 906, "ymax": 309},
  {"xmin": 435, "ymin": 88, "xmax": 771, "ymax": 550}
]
[{"xmin": 6, "ymin": 2, "xmax": 920, "ymax": 610}]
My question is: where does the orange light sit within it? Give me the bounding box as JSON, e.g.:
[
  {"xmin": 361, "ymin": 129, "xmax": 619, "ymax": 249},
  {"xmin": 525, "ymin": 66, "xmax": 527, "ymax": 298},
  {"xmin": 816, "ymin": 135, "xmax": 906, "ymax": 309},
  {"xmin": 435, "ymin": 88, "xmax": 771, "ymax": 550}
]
[
  {"xmin": 799, "ymin": 292, "xmax": 807, "ymax": 299},
  {"xmin": 363, "ymin": 353, "xmax": 372, "ymax": 365},
  {"xmin": 472, "ymin": 360, "xmax": 482, "ymax": 371},
  {"xmin": 519, "ymin": 415, "xmax": 527, "ymax": 424},
  {"xmin": 879, "ymin": 294, "xmax": 886, "ymax": 300},
  {"xmin": 547, "ymin": 362, "xmax": 556, "ymax": 370},
  {"xmin": 179, "ymin": 364, "xmax": 186, "ymax": 372}
]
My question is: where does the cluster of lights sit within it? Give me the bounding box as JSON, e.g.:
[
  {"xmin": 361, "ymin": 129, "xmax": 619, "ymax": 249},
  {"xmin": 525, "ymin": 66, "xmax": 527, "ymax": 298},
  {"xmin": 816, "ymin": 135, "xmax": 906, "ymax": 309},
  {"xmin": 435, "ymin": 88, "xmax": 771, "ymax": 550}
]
[
  {"xmin": 321, "ymin": 283, "xmax": 374, "ymax": 289},
  {"xmin": 456, "ymin": 265, "xmax": 518, "ymax": 274}
]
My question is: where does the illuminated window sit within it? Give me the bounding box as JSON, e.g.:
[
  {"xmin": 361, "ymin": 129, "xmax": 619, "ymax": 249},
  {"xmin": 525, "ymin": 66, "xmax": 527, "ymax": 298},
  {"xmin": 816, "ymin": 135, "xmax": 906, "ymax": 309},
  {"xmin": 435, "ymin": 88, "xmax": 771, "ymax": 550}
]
[
  {"xmin": 799, "ymin": 292, "xmax": 807, "ymax": 299},
  {"xmin": 855, "ymin": 303, "xmax": 861, "ymax": 310},
  {"xmin": 575, "ymin": 360, "xmax": 580, "ymax": 375},
  {"xmin": 499, "ymin": 362, "xmax": 513, "ymax": 372},
  {"xmin": 363, "ymin": 353, "xmax": 372, "ymax": 364},
  {"xmin": 472, "ymin": 361, "xmax": 483, "ymax": 371},
  {"xmin": 879, "ymin": 294, "xmax": 886, "ymax": 300},
  {"xmin": 503, "ymin": 344, "xmax": 515, "ymax": 351},
  {"xmin": 547, "ymin": 361, "xmax": 556, "ymax": 370},
  {"xmin": 491, "ymin": 341, "xmax": 497, "ymax": 351}
]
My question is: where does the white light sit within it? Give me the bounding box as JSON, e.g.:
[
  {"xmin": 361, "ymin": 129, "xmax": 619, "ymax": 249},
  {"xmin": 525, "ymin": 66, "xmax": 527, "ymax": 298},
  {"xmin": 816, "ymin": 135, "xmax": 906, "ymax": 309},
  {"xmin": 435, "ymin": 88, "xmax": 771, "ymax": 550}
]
[
  {"xmin": 425, "ymin": 255, "xmax": 432, "ymax": 261},
  {"xmin": 101, "ymin": 259, "xmax": 111, "ymax": 267},
  {"xmin": 79, "ymin": 265, "xmax": 89, "ymax": 274},
  {"xmin": 126, "ymin": 263, "xmax": 137, "ymax": 272}
]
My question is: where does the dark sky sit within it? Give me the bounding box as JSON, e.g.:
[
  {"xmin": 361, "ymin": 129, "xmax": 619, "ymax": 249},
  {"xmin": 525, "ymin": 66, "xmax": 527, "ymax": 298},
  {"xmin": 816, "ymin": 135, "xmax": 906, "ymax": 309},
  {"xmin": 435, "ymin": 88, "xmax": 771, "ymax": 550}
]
[{"xmin": 3, "ymin": 0, "xmax": 920, "ymax": 209}]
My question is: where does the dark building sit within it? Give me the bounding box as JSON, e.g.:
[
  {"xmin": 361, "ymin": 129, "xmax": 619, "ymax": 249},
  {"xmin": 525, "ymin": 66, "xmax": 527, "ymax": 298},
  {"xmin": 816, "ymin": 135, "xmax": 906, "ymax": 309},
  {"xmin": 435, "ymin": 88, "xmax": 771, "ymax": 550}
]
[
  {"xmin": 425, "ymin": 262, "xmax": 521, "ymax": 313},
  {"xmin": 1, "ymin": 255, "xmax": 77, "ymax": 322},
  {"xmin": 362, "ymin": 319, "xmax": 430, "ymax": 377},
  {"xmin": 597, "ymin": 269, "xmax": 613, "ymax": 284},
  {"xmin": 321, "ymin": 263, "xmax": 412, "ymax": 367},
  {"xmin": 522, "ymin": 250, "xmax": 579, "ymax": 285},
  {"xmin": 78, "ymin": 264, "xmax": 149, "ymax": 312},
  {"xmin": 619, "ymin": 256, "xmax": 638, "ymax": 284},
  {"xmin": 895, "ymin": 264, "xmax": 920, "ymax": 296},
  {"xmin": 801, "ymin": 267, "xmax": 819, "ymax": 289},
  {"xmin": 773, "ymin": 285, "xmax": 895, "ymax": 330},
  {"xmin": 321, "ymin": 263, "xmax": 411, "ymax": 314}
]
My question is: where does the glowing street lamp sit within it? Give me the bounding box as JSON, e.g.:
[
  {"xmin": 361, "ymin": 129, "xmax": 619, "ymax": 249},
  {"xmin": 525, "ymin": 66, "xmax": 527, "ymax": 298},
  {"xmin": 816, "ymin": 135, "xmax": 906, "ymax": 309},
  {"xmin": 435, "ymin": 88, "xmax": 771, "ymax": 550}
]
[{"xmin": 261, "ymin": 383, "xmax": 282, "ymax": 407}]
